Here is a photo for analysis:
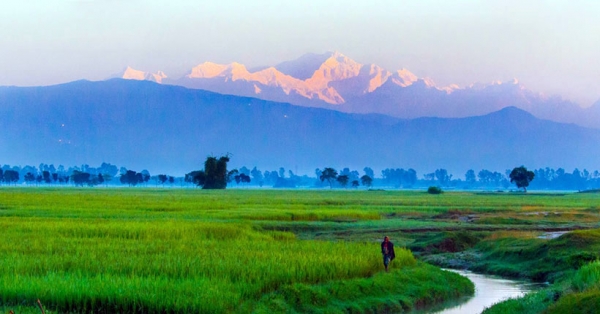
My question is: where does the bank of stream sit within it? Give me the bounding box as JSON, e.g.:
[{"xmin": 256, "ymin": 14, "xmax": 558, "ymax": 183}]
[{"xmin": 428, "ymin": 269, "xmax": 545, "ymax": 314}]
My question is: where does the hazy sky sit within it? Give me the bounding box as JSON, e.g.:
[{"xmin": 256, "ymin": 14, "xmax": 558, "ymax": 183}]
[{"xmin": 1, "ymin": 0, "xmax": 599, "ymax": 105}]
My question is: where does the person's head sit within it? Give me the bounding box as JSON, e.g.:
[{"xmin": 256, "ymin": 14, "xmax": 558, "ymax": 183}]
[{"xmin": 384, "ymin": 236, "xmax": 389, "ymax": 242}]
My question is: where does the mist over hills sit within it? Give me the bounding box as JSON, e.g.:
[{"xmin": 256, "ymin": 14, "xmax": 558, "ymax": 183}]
[
  {"xmin": 1, "ymin": 79, "xmax": 599, "ymax": 176},
  {"xmin": 115, "ymin": 52, "xmax": 600, "ymax": 129}
]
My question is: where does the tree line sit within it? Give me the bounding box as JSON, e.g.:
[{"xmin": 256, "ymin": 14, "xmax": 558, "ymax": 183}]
[{"xmin": 1, "ymin": 160, "xmax": 599, "ymax": 191}]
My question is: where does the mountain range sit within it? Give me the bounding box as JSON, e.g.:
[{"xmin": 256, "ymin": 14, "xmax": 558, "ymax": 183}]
[
  {"xmin": 114, "ymin": 52, "xmax": 600, "ymax": 129},
  {"xmin": 1, "ymin": 79, "xmax": 599, "ymax": 176}
]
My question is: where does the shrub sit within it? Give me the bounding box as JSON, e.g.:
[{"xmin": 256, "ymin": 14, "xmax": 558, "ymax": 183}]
[{"xmin": 427, "ymin": 186, "xmax": 443, "ymax": 194}]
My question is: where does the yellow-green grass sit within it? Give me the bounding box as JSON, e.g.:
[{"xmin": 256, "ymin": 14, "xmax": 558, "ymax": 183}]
[
  {"xmin": 1, "ymin": 188, "xmax": 599, "ymax": 221},
  {"xmin": 2, "ymin": 188, "xmax": 600, "ymax": 312},
  {"xmin": 0, "ymin": 188, "xmax": 477, "ymax": 313},
  {"xmin": 2, "ymin": 218, "xmax": 420, "ymax": 312}
]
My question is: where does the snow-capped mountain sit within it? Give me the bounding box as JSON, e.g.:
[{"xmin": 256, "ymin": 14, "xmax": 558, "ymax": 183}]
[
  {"xmin": 118, "ymin": 66, "xmax": 167, "ymax": 83},
  {"xmin": 111, "ymin": 53, "xmax": 599, "ymax": 129}
]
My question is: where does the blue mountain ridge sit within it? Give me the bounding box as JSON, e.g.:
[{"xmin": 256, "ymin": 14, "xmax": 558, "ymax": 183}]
[{"xmin": 0, "ymin": 79, "xmax": 598, "ymax": 176}]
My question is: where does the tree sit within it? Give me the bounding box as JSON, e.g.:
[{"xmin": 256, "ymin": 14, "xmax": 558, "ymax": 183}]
[
  {"xmin": 434, "ymin": 169, "xmax": 452, "ymax": 186},
  {"xmin": 203, "ymin": 155, "xmax": 230, "ymax": 189},
  {"xmin": 509, "ymin": 166, "xmax": 535, "ymax": 192},
  {"xmin": 351, "ymin": 180, "xmax": 360, "ymax": 188},
  {"xmin": 404, "ymin": 169, "xmax": 418, "ymax": 187},
  {"xmin": 120, "ymin": 170, "xmax": 140, "ymax": 186},
  {"xmin": 101, "ymin": 174, "xmax": 113, "ymax": 186},
  {"xmin": 465, "ymin": 169, "xmax": 476, "ymax": 185},
  {"xmin": 278, "ymin": 167, "xmax": 285, "ymax": 178},
  {"xmin": 233, "ymin": 173, "xmax": 251, "ymax": 185},
  {"xmin": 140, "ymin": 170, "xmax": 151, "ymax": 185},
  {"xmin": 228, "ymin": 169, "xmax": 239, "ymax": 183},
  {"xmin": 71, "ymin": 170, "xmax": 91, "ymax": 186},
  {"xmin": 185, "ymin": 170, "xmax": 206, "ymax": 187},
  {"xmin": 360, "ymin": 175, "xmax": 373, "ymax": 188},
  {"xmin": 363, "ymin": 167, "xmax": 374, "ymax": 179},
  {"xmin": 42, "ymin": 170, "xmax": 52, "ymax": 184},
  {"xmin": 319, "ymin": 167, "xmax": 338, "ymax": 189},
  {"xmin": 158, "ymin": 174, "xmax": 168, "ymax": 186},
  {"xmin": 24, "ymin": 172, "xmax": 36, "ymax": 185},
  {"xmin": 337, "ymin": 175, "xmax": 349, "ymax": 188},
  {"xmin": 3, "ymin": 170, "xmax": 19, "ymax": 185},
  {"xmin": 250, "ymin": 167, "xmax": 263, "ymax": 184},
  {"xmin": 99, "ymin": 162, "xmax": 119, "ymax": 178}
]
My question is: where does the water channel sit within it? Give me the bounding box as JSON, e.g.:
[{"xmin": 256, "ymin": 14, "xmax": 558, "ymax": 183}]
[{"xmin": 428, "ymin": 269, "xmax": 545, "ymax": 314}]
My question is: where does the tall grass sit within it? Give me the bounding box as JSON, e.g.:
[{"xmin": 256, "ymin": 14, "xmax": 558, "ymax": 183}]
[
  {"xmin": 9, "ymin": 188, "xmax": 595, "ymax": 312},
  {"xmin": 571, "ymin": 260, "xmax": 600, "ymax": 292},
  {"xmin": 0, "ymin": 217, "xmax": 415, "ymax": 312}
]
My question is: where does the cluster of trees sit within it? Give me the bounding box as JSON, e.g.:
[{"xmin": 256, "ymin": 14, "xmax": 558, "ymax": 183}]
[
  {"xmin": 381, "ymin": 168, "xmax": 418, "ymax": 188},
  {"xmin": 528, "ymin": 168, "xmax": 600, "ymax": 191},
  {"xmin": 317, "ymin": 167, "xmax": 373, "ymax": 189},
  {"xmin": 460, "ymin": 167, "xmax": 600, "ymax": 191},
  {"xmin": 0, "ymin": 163, "xmax": 178, "ymax": 188}
]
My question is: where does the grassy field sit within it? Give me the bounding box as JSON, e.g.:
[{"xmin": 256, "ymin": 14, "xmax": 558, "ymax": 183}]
[
  {"xmin": 0, "ymin": 188, "xmax": 476, "ymax": 313},
  {"xmin": 2, "ymin": 188, "xmax": 600, "ymax": 313}
]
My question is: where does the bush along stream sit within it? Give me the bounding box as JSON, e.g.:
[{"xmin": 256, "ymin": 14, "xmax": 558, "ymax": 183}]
[{"xmin": 414, "ymin": 229, "xmax": 600, "ymax": 313}]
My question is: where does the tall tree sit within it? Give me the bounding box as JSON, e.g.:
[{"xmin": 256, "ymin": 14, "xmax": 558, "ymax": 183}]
[
  {"xmin": 319, "ymin": 167, "xmax": 338, "ymax": 189},
  {"xmin": 203, "ymin": 155, "xmax": 230, "ymax": 189},
  {"xmin": 465, "ymin": 169, "xmax": 476, "ymax": 185},
  {"xmin": 509, "ymin": 166, "xmax": 535, "ymax": 192}
]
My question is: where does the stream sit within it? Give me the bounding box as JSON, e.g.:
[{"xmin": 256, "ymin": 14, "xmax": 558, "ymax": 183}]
[{"xmin": 429, "ymin": 269, "xmax": 545, "ymax": 314}]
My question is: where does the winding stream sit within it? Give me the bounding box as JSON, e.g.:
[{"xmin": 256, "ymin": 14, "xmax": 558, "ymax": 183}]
[{"xmin": 431, "ymin": 269, "xmax": 544, "ymax": 314}]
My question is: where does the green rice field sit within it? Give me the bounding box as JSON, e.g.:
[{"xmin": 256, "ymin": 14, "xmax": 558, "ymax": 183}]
[
  {"xmin": 0, "ymin": 188, "xmax": 474, "ymax": 313},
  {"xmin": 2, "ymin": 188, "xmax": 600, "ymax": 313}
]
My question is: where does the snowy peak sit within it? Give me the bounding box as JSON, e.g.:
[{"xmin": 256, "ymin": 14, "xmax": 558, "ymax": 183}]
[
  {"xmin": 390, "ymin": 69, "xmax": 418, "ymax": 87},
  {"xmin": 173, "ymin": 52, "xmax": 476, "ymax": 104},
  {"xmin": 186, "ymin": 62, "xmax": 250, "ymax": 81},
  {"xmin": 119, "ymin": 66, "xmax": 167, "ymax": 83},
  {"xmin": 121, "ymin": 66, "xmax": 147, "ymax": 80},
  {"xmin": 306, "ymin": 51, "xmax": 362, "ymax": 87},
  {"xmin": 274, "ymin": 52, "xmax": 335, "ymax": 80},
  {"xmin": 363, "ymin": 64, "xmax": 392, "ymax": 93},
  {"xmin": 111, "ymin": 52, "xmax": 538, "ymax": 109}
]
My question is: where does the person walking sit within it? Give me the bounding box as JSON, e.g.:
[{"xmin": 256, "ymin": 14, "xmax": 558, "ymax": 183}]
[{"xmin": 381, "ymin": 236, "xmax": 395, "ymax": 272}]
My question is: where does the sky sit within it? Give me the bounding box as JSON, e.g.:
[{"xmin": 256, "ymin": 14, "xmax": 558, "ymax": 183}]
[{"xmin": 1, "ymin": 0, "xmax": 599, "ymax": 106}]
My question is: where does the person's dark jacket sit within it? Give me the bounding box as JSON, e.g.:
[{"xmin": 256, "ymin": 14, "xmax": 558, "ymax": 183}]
[{"xmin": 381, "ymin": 241, "xmax": 395, "ymax": 260}]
